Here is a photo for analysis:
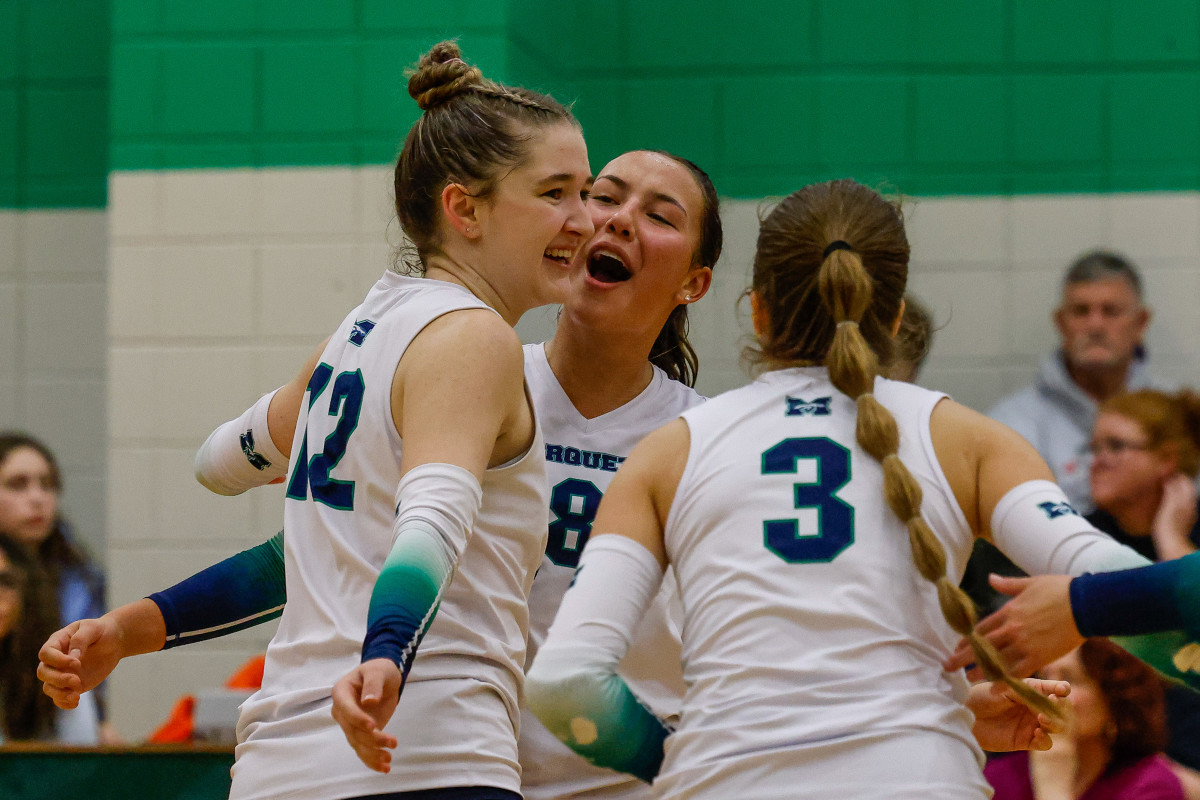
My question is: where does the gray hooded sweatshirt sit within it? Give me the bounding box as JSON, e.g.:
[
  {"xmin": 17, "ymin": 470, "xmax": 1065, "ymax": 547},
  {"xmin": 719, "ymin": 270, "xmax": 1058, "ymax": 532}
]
[{"xmin": 987, "ymin": 351, "xmax": 1160, "ymax": 514}]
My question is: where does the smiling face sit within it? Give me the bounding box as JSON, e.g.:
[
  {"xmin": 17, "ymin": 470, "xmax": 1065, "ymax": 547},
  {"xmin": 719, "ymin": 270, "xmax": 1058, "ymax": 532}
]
[
  {"xmin": 1089, "ymin": 411, "xmax": 1174, "ymax": 515},
  {"xmin": 565, "ymin": 151, "xmax": 712, "ymax": 337},
  {"xmin": 472, "ymin": 122, "xmax": 594, "ymax": 317},
  {"xmin": 0, "ymin": 446, "xmax": 59, "ymax": 547}
]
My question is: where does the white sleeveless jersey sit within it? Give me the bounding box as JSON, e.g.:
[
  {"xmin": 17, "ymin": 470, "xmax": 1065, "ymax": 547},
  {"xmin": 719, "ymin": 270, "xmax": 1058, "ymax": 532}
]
[
  {"xmin": 520, "ymin": 342, "xmax": 702, "ymax": 800},
  {"xmin": 231, "ymin": 272, "xmax": 548, "ymax": 800},
  {"xmin": 656, "ymin": 367, "xmax": 990, "ymax": 800}
]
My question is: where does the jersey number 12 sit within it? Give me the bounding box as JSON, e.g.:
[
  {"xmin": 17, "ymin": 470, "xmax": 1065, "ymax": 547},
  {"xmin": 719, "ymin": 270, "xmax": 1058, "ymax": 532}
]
[{"xmin": 286, "ymin": 362, "xmax": 365, "ymax": 510}]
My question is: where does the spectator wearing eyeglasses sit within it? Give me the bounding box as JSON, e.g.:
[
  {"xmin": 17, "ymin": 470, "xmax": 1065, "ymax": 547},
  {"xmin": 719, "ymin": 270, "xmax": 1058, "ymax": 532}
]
[
  {"xmin": 1086, "ymin": 389, "xmax": 1200, "ymax": 562},
  {"xmin": 1084, "ymin": 388, "xmax": 1200, "ymax": 775}
]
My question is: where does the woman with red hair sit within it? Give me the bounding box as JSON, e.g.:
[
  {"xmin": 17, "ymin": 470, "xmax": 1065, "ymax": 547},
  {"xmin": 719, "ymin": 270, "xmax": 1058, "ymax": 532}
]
[{"xmin": 986, "ymin": 638, "xmax": 1184, "ymax": 799}]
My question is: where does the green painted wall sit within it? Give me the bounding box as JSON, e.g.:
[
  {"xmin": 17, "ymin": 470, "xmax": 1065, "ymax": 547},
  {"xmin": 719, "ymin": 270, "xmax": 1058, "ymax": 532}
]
[
  {"xmin": 510, "ymin": 0, "xmax": 1200, "ymax": 197},
  {"xmin": 1, "ymin": 0, "xmax": 109, "ymax": 208},
  {"xmin": 109, "ymin": 0, "xmax": 511, "ymax": 172},
  {"xmin": 9, "ymin": 1, "xmax": 1200, "ymax": 207}
]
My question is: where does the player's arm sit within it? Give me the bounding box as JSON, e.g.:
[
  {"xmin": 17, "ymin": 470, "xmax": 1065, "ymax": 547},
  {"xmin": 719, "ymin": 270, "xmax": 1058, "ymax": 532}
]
[
  {"xmin": 193, "ymin": 337, "xmax": 328, "ymax": 495},
  {"xmin": 525, "ymin": 419, "xmax": 687, "ymax": 783},
  {"xmin": 947, "ymin": 565, "xmax": 1200, "ymax": 690},
  {"xmin": 933, "ymin": 399, "xmax": 1148, "ymax": 577},
  {"xmin": 39, "ymin": 531, "xmax": 286, "ymax": 708},
  {"xmin": 332, "ymin": 310, "xmax": 528, "ymax": 773}
]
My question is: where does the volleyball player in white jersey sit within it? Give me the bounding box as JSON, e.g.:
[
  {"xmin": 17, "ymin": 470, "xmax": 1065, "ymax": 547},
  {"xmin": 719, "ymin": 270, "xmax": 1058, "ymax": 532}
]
[
  {"xmin": 233, "ymin": 44, "xmax": 593, "ymax": 800},
  {"xmin": 527, "ymin": 179, "xmax": 1152, "ymax": 799},
  {"xmin": 516, "ymin": 149, "xmax": 718, "ymax": 800}
]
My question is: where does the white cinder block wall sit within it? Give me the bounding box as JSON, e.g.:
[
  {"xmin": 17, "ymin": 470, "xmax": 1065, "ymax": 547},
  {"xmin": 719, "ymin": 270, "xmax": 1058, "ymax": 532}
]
[
  {"xmin": 0, "ymin": 210, "xmax": 109, "ymax": 558},
  {"xmin": 105, "ymin": 167, "xmax": 1200, "ymax": 737}
]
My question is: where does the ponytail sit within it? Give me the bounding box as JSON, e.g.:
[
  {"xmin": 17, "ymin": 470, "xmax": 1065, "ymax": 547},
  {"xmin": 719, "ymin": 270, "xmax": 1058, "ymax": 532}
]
[{"xmin": 819, "ymin": 246, "xmax": 1061, "ymax": 723}]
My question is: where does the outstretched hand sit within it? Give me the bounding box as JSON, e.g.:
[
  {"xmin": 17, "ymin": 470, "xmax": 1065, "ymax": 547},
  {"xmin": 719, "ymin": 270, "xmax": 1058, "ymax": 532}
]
[
  {"xmin": 331, "ymin": 658, "xmax": 402, "ymax": 773},
  {"xmin": 967, "ymin": 678, "xmax": 1070, "ymax": 753},
  {"xmin": 37, "ymin": 617, "xmax": 125, "ymax": 710},
  {"xmin": 945, "ymin": 573, "xmax": 1080, "ymax": 680}
]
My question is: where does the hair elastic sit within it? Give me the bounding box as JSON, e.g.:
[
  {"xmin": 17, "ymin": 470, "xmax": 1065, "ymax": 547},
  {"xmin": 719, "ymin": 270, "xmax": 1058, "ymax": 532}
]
[
  {"xmin": 836, "ymin": 320, "xmax": 859, "ymax": 328},
  {"xmin": 823, "ymin": 240, "xmax": 854, "ymax": 258}
]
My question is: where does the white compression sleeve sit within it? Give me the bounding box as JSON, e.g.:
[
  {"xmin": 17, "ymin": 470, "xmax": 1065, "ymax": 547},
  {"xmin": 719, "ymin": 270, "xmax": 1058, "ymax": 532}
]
[
  {"xmin": 194, "ymin": 389, "xmax": 288, "ymax": 496},
  {"xmin": 990, "ymin": 479, "xmax": 1151, "ymax": 576},
  {"xmin": 526, "ymin": 534, "xmax": 669, "ymax": 783}
]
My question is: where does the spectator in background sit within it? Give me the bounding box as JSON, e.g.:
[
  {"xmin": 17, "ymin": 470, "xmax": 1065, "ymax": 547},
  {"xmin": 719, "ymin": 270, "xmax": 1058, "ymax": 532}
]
[
  {"xmin": 1086, "ymin": 389, "xmax": 1200, "ymax": 562},
  {"xmin": 985, "ymin": 638, "xmax": 1184, "ymax": 800},
  {"xmin": 0, "ymin": 532, "xmax": 98, "ymax": 743},
  {"xmin": 963, "ymin": 252, "xmax": 1158, "ymax": 616},
  {"xmin": 989, "ymin": 251, "xmax": 1156, "ymax": 514},
  {"xmin": 0, "ymin": 432, "xmax": 109, "ymax": 744},
  {"xmin": 882, "ymin": 292, "xmax": 936, "ymax": 383},
  {"xmin": 1083, "ymin": 389, "xmax": 1200, "ymax": 774}
]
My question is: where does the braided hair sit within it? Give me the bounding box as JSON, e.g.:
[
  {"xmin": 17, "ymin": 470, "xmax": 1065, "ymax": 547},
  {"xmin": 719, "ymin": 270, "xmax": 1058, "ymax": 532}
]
[{"xmin": 748, "ymin": 179, "xmax": 1060, "ymax": 721}]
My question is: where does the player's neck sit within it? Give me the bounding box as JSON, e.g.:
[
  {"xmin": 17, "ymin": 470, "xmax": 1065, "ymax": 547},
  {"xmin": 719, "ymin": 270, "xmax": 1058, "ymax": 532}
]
[{"xmin": 545, "ymin": 329, "xmax": 656, "ymax": 420}]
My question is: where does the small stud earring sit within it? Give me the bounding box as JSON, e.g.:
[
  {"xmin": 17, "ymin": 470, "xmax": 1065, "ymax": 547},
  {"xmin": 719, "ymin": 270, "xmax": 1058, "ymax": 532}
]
[{"xmin": 684, "ymin": 294, "xmax": 692, "ymax": 301}]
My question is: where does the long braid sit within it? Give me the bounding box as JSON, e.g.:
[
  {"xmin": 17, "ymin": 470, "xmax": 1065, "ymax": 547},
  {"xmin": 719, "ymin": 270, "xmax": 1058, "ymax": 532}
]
[{"xmin": 818, "ymin": 246, "xmax": 1062, "ymax": 722}]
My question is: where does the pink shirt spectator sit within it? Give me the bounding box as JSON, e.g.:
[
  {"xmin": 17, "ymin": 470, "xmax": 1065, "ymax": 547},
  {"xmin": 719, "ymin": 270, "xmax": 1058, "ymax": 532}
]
[{"xmin": 985, "ymin": 752, "xmax": 1184, "ymax": 800}]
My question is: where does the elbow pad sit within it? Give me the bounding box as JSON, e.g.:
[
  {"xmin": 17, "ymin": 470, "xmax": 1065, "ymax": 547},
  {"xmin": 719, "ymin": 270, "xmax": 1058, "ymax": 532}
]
[
  {"xmin": 194, "ymin": 389, "xmax": 288, "ymax": 496},
  {"xmin": 990, "ymin": 480, "xmax": 1149, "ymax": 576}
]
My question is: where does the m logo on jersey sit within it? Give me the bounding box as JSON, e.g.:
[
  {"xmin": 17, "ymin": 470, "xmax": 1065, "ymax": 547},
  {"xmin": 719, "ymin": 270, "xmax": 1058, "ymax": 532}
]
[
  {"xmin": 786, "ymin": 396, "xmax": 833, "ymax": 417},
  {"xmin": 348, "ymin": 319, "xmax": 376, "ymax": 347},
  {"xmin": 1038, "ymin": 500, "xmax": 1080, "ymax": 520},
  {"xmin": 240, "ymin": 430, "xmax": 273, "ymax": 471}
]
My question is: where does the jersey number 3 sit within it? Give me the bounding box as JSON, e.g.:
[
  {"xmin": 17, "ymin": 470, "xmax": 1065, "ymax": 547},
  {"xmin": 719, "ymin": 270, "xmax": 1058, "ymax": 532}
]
[
  {"xmin": 286, "ymin": 362, "xmax": 365, "ymax": 510},
  {"xmin": 761, "ymin": 437, "xmax": 854, "ymax": 563}
]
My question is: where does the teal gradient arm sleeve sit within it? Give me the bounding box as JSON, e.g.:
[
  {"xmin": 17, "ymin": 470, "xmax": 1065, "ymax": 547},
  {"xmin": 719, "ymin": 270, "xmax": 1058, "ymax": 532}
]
[
  {"xmin": 1071, "ymin": 553, "xmax": 1200, "ymax": 690},
  {"xmin": 526, "ymin": 535, "xmax": 669, "ymax": 783},
  {"xmin": 527, "ymin": 644, "xmax": 669, "ymax": 783},
  {"xmin": 149, "ymin": 531, "xmax": 286, "ymax": 648},
  {"xmin": 359, "ymin": 463, "xmax": 481, "ymax": 680}
]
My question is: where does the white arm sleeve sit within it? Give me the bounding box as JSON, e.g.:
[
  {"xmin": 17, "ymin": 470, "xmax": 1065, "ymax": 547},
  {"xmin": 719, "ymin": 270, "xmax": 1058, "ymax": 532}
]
[
  {"xmin": 990, "ymin": 479, "xmax": 1151, "ymax": 576},
  {"xmin": 194, "ymin": 389, "xmax": 288, "ymax": 496},
  {"xmin": 526, "ymin": 534, "xmax": 669, "ymax": 782}
]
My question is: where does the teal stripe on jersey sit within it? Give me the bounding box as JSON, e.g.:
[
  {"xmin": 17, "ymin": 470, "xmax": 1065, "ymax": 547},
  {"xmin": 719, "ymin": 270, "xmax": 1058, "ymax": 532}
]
[{"xmin": 360, "ymin": 520, "xmax": 452, "ymax": 671}]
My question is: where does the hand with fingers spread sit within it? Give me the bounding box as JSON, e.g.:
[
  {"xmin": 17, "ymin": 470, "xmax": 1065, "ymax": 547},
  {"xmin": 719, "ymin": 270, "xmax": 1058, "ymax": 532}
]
[
  {"xmin": 331, "ymin": 658, "xmax": 403, "ymax": 773},
  {"xmin": 944, "ymin": 573, "xmax": 1080, "ymax": 680},
  {"xmin": 968, "ymin": 678, "xmax": 1070, "ymax": 753}
]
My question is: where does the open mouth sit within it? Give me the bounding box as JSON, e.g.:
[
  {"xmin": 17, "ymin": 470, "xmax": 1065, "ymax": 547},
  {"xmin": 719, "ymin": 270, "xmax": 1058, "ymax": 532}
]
[
  {"xmin": 544, "ymin": 247, "xmax": 575, "ymax": 265},
  {"xmin": 587, "ymin": 250, "xmax": 632, "ymax": 283}
]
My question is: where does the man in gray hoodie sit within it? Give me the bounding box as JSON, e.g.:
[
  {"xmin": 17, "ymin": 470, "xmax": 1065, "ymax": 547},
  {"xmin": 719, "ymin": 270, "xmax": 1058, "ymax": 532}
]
[{"xmin": 988, "ymin": 250, "xmax": 1156, "ymax": 514}]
